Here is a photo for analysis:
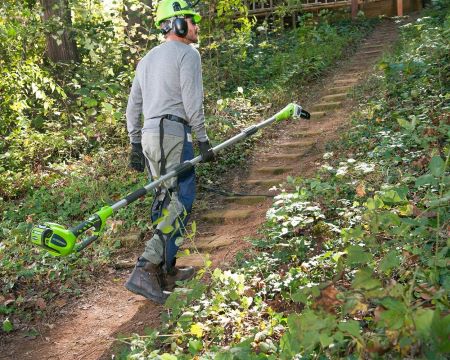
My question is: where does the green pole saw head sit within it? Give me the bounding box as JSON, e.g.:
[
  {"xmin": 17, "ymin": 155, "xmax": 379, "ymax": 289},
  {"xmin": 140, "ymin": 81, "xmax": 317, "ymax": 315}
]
[
  {"xmin": 275, "ymin": 103, "xmax": 310, "ymax": 122},
  {"xmin": 31, "ymin": 223, "xmax": 77, "ymax": 256},
  {"xmin": 30, "ymin": 206, "xmax": 113, "ymax": 256}
]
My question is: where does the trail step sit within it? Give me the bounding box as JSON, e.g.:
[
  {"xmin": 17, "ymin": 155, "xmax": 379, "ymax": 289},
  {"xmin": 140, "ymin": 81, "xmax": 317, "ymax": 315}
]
[
  {"xmin": 334, "ymin": 79, "xmax": 358, "ymax": 85},
  {"xmin": 322, "ymin": 93, "xmax": 347, "ymax": 101},
  {"xmin": 312, "ymin": 102, "xmax": 342, "ymax": 111},
  {"xmin": 310, "ymin": 111, "xmax": 326, "ymax": 118},
  {"xmin": 327, "ymin": 86, "xmax": 352, "ymax": 95},
  {"xmin": 245, "ymin": 178, "xmax": 285, "ymax": 187},
  {"xmin": 338, "ymin": 72, "xmax": 363, "ymax": 79},
  {"xmin": 279, "ymin": 140, "xmax": 316, "ymax": 148},
  {"xmin": 360, "ymin": 51, "xmax": 382, "ymax": 56},
  {"xmin": 225, "ymin": 196, "xmax": 267, "ymax": 205},
  {"xmin": 176, "ymin": 253, "xmax": 208, "ymax": 268},
  {"xmin": 352, "ymin": 56, "xmax": 378, "ymax": 63},
  {"xmin": 190, "ymin": 235, "xmax": 235, "ymax": 251},
  {"xmin": 201, "ymin": 209, "xmax": 253, "ymax": 224},
  {"xmin": 291, "ymin": 129, "xmax": 322, "ymax": 138},
  {"xmin": 255, "ymin": 166, "xmax": 293, "ymax": 175},
  {"xmin": 361, "ymin": 50, "xmax": 382, "ymax": 56},
  {"xmin": 362, "ymin": 44, "xmax": 384, "ymax": 50},
  {"xmin": 346, "ymin": 67, "xmax": 365, "ymax": 72},
  {"xmin": 265, "ymin": 152, "xmax": 306, "ymax": 161},
  {"xmin": 361, "ymin": 44, "xmax": 383, "ymax": 49}
]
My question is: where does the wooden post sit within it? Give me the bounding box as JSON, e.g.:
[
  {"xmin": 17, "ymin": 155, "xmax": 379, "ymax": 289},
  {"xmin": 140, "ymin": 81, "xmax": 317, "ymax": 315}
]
[
  {"xmin": 397, "ymin": 0, "xmax": 403, "ymax": 16},
  {"xmin": 351, "ymin": 0, "xmax": 358, "ymax": 19}
]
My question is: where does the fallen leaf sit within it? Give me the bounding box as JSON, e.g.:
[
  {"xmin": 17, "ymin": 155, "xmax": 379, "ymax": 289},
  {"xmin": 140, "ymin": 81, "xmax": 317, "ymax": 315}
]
[
  {"xmin": 402, "ymin": 250, "xmax": 419, "ymax": 266},
  {"xmin": 356, "ymin": 183, "xmax": 366, "ymax": 197},
  {"xmin": 313, "ymin": 285, "xmax": 342, "ymax": 313},
  {"xmin": 415, "ymin": 284, "xmax": 438, "ymax": 300},
  {"xmin": 55, "ymin": 299, "xmax": 67, "ymax": 307},
  {"xmin": 412, "ymin": 156, "xmax": 428, "ymax": 170},
  {"xmin": 36, "ymin": 298, "xmax": 46, "ymax": 310}
]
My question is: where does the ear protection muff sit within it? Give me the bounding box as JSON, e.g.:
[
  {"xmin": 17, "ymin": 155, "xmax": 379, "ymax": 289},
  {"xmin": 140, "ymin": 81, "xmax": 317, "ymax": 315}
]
[
  {"xmin": 160, "ymin": 17, "xmax": 188, "ymax": 37},
  {"xmin": 173, "ymin": 17, "xmax": 188, "ymax": 37}
]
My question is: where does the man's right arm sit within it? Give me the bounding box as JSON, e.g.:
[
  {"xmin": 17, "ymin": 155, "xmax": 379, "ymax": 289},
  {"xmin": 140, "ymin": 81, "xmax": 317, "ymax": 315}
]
[
  {"xmin": 180, "ymin": 48, "xmax": 215, "ymax": 162},
  {"xmin": 180, "ymin": 48, "xmax": 207, "ymax": 142}
]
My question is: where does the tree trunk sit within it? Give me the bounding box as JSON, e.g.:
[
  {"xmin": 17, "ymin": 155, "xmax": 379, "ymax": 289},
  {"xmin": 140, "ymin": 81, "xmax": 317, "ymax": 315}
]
[
  {"xmin": 351, "ymin": 0, "xmax": 358, "ymax": 19},
  {"xmin": 123, "ymin": 0, "xmax": 154, "ymax": 46},
  {"xmin": 40, "ymin": 0, "xmax": 79, "ymax": 62}
]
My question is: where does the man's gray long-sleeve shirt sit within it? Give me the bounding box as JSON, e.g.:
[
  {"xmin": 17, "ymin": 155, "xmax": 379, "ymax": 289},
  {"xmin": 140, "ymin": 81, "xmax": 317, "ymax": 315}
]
[{"xmin": 126, "ymin": 40, "xmax": 208, "ymax": 143}]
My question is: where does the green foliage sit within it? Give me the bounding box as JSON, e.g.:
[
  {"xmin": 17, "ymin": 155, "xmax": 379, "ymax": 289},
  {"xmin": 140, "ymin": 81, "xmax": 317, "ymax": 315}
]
[
  {"xmin": 1, "ymin": 0, "xmax": 374, "ymax": 330},
  {"xmin": 0, "ymin": 1, "xmax": 373, "ymax": 200},
  {"xmin": 0, "ymin": 148, "xmax": 153, "ymax": 325},
  {"xmin": 2, "ymin": 318, "xmax": 13, "ymax": 333},
  {"xmin": 0, "ymin": 0, "xmax": 135, "ymax": 199},
  {"xmin": 117, "ymin": 2, "xmax": 450, "ymax": 358}
]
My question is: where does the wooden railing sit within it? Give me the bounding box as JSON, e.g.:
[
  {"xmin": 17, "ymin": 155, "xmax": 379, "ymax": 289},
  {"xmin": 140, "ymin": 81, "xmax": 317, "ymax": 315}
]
[{"xmin": 245, "ymin": 0, "xmax": 357, "ymax": 16}]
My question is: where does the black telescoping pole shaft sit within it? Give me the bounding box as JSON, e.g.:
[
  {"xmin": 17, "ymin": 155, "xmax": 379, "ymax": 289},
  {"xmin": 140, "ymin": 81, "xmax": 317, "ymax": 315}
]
[{"xmin": 109, "ymin": 103, "xmax": 306, "ymax": 213}]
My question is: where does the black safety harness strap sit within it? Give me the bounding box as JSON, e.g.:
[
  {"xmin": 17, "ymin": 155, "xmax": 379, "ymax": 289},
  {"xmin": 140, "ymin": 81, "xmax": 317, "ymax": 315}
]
[
  {"xmin": 159, "ymin": 114, "xmax": 190, "ymax": 176},
  {"xmin": 159, "ymin": 119, "xmax": 166, "ymax": 175},
  {"xmin": 156, "ymin": 114, "xmax": 191, "ymax": 272}
]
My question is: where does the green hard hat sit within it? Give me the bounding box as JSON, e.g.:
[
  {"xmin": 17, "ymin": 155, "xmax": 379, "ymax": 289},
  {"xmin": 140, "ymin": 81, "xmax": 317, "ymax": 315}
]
[{"xmin": 155, "ymin": 0, "xmax": 202, "ymax": 26}]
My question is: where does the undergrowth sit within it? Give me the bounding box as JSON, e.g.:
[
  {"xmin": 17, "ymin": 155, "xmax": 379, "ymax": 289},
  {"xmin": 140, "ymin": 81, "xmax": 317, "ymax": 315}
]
[
  {"xmin": 0, "ymin": 12, "xmax": 375, "ymax": 330},
  {"xmin": 116, "ymin": 4, "xmax": 449, "ymax": 359}
]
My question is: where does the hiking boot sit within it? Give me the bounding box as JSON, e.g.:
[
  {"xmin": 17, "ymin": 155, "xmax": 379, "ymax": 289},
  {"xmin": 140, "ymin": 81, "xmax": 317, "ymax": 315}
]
[
  {"xmin": 125, "ymin": 258, "xmax": 169, "ymax": 304},
  {"xmin": 164, "ymin": 266, "xmax": 196, "ymax": 291}
]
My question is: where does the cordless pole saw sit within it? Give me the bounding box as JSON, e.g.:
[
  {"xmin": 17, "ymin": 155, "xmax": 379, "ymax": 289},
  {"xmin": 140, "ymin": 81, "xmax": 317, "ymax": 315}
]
[{"xmin": 30, "ymin": 103, "xmax": 310, "ymax": 256}]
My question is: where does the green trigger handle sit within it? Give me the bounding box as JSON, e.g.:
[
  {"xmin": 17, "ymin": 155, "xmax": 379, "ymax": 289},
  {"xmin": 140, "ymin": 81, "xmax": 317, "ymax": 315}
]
[{"xmin": 71, "ymin": 206, "xmax": 113, "ymax": 252}]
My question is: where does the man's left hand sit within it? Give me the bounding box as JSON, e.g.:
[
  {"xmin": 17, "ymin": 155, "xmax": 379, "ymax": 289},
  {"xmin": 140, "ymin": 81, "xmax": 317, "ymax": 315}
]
[{"xmin": 129, "ymin": 143, "xmax": 145, "ymax": 172}]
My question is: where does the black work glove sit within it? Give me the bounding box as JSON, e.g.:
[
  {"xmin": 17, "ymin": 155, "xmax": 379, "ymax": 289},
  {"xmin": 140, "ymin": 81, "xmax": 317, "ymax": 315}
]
[
  {"xmin": 198, "ymin": 140, "xmax": 215, "ymax": 163},
  {"xmin": 129, "ymin": 143, "xmax": 145, "ymax": 172}
]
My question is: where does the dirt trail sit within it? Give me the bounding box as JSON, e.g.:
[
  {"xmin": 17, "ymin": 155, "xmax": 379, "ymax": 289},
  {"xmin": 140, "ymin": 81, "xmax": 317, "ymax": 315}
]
[{"xmin": 2, "ymin": 19, "xmax": 401, "ymax": 360}]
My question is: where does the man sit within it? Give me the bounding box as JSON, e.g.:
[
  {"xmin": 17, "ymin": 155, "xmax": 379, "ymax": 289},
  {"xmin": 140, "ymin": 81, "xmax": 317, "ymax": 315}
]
[{"xmin": 124, "ymin": 0, "xmax": 214, "ymax": 304}]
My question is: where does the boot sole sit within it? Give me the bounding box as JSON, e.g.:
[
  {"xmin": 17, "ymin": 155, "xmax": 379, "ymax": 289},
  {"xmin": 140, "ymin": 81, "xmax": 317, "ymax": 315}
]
[{"xmin": 125, "ymin": 282, "xmax": 168, "ymax": 305}]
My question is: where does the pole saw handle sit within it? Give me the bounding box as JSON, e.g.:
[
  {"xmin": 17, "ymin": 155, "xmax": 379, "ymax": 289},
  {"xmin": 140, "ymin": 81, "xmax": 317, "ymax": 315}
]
[
  {"xmin": 70, "ymin": 206, "xmax": 114, "ymax": 252},
  {"xmin": 70, "ymin": 214, "xmax": 102, "ymax": 252}
]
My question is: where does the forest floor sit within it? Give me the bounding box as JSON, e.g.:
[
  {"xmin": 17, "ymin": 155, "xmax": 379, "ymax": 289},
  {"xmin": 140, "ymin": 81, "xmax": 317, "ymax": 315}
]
[{"xmin": 1, "ymin": 18, "xmax": 403, "ymax": 360}]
